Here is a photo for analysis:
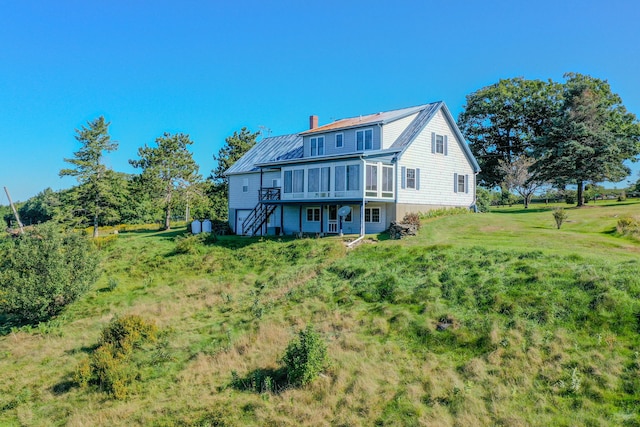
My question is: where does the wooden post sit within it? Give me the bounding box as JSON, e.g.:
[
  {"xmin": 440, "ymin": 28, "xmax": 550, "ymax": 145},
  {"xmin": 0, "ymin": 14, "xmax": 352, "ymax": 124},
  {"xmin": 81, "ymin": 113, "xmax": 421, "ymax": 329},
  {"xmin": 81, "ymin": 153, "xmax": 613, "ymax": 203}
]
[{"xmin": 4, "ymin": 186, "xmax": 24, "ymax": 234}]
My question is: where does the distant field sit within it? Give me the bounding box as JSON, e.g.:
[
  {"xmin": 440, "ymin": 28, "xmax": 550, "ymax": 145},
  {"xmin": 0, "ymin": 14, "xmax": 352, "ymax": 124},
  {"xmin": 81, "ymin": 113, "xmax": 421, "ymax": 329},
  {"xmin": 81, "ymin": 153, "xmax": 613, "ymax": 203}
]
[{"xmin": 0, "ymin": 200, "xmax": 639, "ymax": 426}]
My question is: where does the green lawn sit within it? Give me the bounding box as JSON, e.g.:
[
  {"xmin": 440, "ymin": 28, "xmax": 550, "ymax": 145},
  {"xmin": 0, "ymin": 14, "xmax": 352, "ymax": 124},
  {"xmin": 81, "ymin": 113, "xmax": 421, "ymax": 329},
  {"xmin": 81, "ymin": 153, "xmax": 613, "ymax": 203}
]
[{"xmin": 0, "ymin": 200, "xmax": 639, "ymax": 426}]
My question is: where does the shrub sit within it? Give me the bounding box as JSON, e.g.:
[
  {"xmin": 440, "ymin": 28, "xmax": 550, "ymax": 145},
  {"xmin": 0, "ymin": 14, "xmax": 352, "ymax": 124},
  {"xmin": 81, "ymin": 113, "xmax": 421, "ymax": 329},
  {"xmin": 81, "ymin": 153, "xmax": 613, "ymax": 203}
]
[
  {"xmin": 420, "ymin": 207, "xmax": 470, "ymax": 219},
  {"xmin": 174, "ymin": 233, "xmax": 205, "ymax": 255},
  {"xmin": 553, "ymin": 208, "xmax": 568, "ymax": 229},
  {"xmin": 0, "ymin": 223, "xmax": 100, "ymax": 323},
  {"xmin": 281, "ymin": 325, "xmax": 329, "ymax": 386},
  {"xmin": 401, "ymin": 212, "xmax": 421, "ymax": 230},
  {"xmin": 100, "ymin": 314, "xmax": 158, "ymax": 356},
  {"xmin": 617, "ymin": 217, "xmax": 639, "ymax": 237},
  {"xmin": 75, "ymin": 315, "xmax": 157, "ymax": 399},
  {"xmin": 475, "ymin": 186, "xmax": 492, "ymax": 212}
]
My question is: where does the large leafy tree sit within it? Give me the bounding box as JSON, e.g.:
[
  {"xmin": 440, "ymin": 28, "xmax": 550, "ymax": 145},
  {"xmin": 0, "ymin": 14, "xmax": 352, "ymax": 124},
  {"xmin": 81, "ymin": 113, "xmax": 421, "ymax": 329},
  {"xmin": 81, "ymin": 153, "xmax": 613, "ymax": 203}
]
[
  {"xmin": 130, "ymin": 132, "xmax": 200, "ymax": 230},
  {"xmin": 208, "ymin": 127, "xmax": 260, "ymax": 219},
  {"xmin": 533, "ymin": 73, "xmax": 640, "ymax": 206},
  {"xmin": 458, "ymin": 77, "xmax": 562, "ymax": 187},
  {"xmin": 59, "ymin": 116, "xmax": 118, "ymax": 238},
  {"xmin": 18, "ymin": 188, "xmax": 60, "ymax": 225}
]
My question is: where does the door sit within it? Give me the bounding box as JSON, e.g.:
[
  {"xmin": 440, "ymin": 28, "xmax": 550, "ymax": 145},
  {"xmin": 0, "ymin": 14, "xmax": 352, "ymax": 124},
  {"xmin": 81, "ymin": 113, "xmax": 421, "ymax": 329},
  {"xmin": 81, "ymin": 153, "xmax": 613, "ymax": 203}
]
[
  {"xmin": 236, "ymin": 209, "xmax": 251, "ymax": 235},
  {"xmin": 328, "ymin": 205, "xmax": 338, "ymax": 234}
]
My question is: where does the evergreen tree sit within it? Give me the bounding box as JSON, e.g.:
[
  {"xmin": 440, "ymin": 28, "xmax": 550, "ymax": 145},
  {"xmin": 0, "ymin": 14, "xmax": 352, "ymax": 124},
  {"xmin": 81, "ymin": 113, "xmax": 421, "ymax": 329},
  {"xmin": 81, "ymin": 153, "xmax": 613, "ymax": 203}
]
[
  {"xmin": 59, "ymin": 116, "xmax": 118, "ymax": 237},
  {"xmin": 533, "ymin": 73, "xmax": 640, "ymax": 206},
  {"xmin": 130, "ymin": 132, "xmax": 200, "ymax": 230}
]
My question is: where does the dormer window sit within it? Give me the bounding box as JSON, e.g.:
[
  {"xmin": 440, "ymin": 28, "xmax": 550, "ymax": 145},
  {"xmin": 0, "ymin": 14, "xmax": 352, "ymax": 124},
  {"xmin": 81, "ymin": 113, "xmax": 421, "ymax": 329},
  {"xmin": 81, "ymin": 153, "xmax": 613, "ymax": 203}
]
[
  {"xmin": 310, "ymin": 136, "xmax": 325, "ymax": 156},
  {"xmin": 356, "ymin": 129, "xmax": 373, "ymax": 151}
]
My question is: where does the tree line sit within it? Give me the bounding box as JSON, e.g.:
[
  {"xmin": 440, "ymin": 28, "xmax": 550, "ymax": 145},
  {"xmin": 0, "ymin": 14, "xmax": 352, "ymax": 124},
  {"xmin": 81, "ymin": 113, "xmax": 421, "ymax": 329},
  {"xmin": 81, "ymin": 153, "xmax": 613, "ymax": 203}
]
[
  {"xmin": 458, "ymin": 72, "xmax": 640, "ymax": 207},
  {"xmin": 2, "ymin": 122, "xmax": 260, "ymax": 234},
  {"xmin": 2, "ymin": 72, "xmax": 640, "ymax": 231}
]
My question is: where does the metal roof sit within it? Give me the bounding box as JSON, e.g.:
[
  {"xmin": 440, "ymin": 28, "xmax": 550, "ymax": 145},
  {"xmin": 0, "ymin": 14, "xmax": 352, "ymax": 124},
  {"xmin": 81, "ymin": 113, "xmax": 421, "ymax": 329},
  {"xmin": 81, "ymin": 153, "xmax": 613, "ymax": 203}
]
[
  {"xmin": 300, "ymin": 104, "xmax": 428, "ymax": 135},
  {"xmin": 224, "ymin": 134, "xmax": 303, "ymax": 175}
]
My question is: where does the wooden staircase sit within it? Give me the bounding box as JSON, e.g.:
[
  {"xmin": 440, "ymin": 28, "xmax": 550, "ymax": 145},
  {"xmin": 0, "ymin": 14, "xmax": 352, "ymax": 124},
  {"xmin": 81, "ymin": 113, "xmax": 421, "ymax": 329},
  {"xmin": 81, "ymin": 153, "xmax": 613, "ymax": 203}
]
[{"xmin": 242, "ymin": 188, "xmax": 280, "ymax": 236}]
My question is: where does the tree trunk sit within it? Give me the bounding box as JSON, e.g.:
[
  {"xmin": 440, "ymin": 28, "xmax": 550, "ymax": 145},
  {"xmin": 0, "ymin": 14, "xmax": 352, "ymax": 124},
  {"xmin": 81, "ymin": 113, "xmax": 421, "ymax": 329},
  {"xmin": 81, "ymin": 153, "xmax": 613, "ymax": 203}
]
[
  {"xmin": 524, "ymin": 194, "xmax": 530, "ymax": 209},
  {"xmin": 93, "ymin": 213, "xmax": 99, "ymax": 238},
  {"xmin": 576, "ymin": 181, "xmax": 584, "ymax": 207},
  {"xmin": 164, "ymin": 206, "xmax": 171, "ymax": 230}
]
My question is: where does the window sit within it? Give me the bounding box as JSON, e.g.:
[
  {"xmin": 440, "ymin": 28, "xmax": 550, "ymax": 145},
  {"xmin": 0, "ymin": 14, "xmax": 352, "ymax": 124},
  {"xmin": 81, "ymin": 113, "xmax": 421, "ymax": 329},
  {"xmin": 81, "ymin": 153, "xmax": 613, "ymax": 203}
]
[
  {"xmin": 321, "ymin": 167, "xmax": 330, "ymax": 192},
  {"xmin": 242, "ymin": 178, "xmax": 249, "ymax": 193},
  {"xmin": 306, "ymin": 207, "xmax": 320, "ymax": 222},
  {"xmin": 356, "ymin": 129, "xmax": 373, "ymax": 151},
  {"xmin": 308, "ymin": 168, "xmax": 319, "ymax": 192},
  {"xmin": 272, "ymin": 178, "xmax": 280, "ymax": 188},
  {"xmin": 432, "ymin": 132, "xmax": 447, "ymax": 155},
  {"xmin": 284, "ymin": 171, "xmax": 292, "ymax": 193},
  {"xmin": 454, "ymin": 173, "xmax": 469, "ymax": 193},
  {"xmin": 335, "ymin": 133, "xmax": 343, "ymax": 148},
  {"xmin": 366, "ymin": 164, "xmax": 378, "ymax": 196},
  {"xmin": 347, "ymin": 164, "xmax": 360, "ymax": 190},
  {"xmin": 406, "ymin": 168, "xmax": 416, "ymax": 189},
  {"xmin": 310, "ymin": 136, "xmax": 325, "ymax": 156},
  {"xmin": 382, "ymin": 166, "xmax": 394, "ymax": 197},
  {"xmin": 284, "ymin": 169, "xmax": 304, "ymax": 194},
  {"xmin": 335, "ymin": 166, "xmax": 345, "ymax": 191},
  {"xmin": 335, "ymin": 164, "xmax": 360, "ymax": 192},
  {"xmin": 365, "ymin": 207, "xmax": 380, "ymax": 223},
  {"xmin": 343, "ymin": 209, "xmax": 352, "ymax": 222}
]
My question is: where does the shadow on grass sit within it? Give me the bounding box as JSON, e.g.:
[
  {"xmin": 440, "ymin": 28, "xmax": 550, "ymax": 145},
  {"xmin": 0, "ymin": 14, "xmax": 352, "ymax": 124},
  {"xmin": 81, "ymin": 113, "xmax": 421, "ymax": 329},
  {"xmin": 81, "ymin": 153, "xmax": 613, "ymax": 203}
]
[
  {"xmin": 0, "ymin": 314, "xmax": 35, "ymax": 336},
  {"xmin": 230, "ymin": 367, "xmax": 289, "ymax": 394},
  {"xmin": 51, "ymin": 378, "xmax": 75, "ymax": 396}
]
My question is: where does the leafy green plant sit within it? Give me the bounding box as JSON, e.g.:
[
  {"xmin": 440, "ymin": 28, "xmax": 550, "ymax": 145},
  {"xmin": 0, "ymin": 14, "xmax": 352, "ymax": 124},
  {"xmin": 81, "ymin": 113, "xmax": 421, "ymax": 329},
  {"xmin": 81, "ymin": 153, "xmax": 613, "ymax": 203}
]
[
  {"xmin": 553, "ymin": 208, "xmax": 568, "ymax": 229},
  {"xmin": 617, "ymin": 216, "xmax": 639, "ymax": 237},
  {"xmin": 281, "ymin": 325, "xmax": 329, "ymax": 386},
  {"xmin": 75, "ymin": 315, "xmax": 157, "ymax": 399},
  {"xmin": 0, "ymin": 223, "xmax": 100, "ymax": 323}
]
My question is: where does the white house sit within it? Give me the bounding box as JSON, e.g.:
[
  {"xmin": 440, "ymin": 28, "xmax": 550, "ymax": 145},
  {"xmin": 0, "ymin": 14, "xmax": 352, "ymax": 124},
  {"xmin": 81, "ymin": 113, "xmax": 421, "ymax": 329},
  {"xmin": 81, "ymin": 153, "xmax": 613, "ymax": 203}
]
[{"xmin": 224, "ymin": 101, "xmax": 480, "ymax": 236}]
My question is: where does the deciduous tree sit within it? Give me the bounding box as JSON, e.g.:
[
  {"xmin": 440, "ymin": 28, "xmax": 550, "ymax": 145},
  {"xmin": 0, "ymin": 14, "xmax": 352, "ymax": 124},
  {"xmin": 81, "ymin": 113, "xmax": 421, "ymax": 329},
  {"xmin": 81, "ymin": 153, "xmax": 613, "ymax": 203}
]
[
  {"xmin": 498, "ymin": 155, "xmax": 545, "ymax": 209},
  {"xmin": 458, "ymin": 77, "xmax": 561, "ymax": 187}
]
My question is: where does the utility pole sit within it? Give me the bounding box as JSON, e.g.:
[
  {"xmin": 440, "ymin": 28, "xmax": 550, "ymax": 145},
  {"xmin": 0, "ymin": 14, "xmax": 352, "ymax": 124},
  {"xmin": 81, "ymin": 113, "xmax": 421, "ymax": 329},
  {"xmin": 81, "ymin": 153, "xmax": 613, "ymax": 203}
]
[{"xmin": 4, "ymin": 186, "xmax": 24, "ymax": 234}]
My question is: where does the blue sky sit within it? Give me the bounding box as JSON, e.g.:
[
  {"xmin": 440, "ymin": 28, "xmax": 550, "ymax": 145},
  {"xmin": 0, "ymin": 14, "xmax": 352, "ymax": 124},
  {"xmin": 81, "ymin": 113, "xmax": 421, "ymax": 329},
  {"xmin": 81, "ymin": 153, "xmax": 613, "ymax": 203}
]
[{"xmin": 1, "ymin": 0, "xmax": 639, "ymax": 202}]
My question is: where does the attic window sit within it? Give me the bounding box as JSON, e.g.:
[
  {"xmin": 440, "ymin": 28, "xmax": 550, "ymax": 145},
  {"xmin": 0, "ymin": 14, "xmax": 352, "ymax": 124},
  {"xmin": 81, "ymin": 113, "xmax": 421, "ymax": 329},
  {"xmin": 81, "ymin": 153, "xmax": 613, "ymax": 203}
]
[
  {"xmin": 356, "ymin": 129, "xmax": 373, "ymax": 150},
  {"xmin": 432, "ymin": 133, "xmax": 448, "ymax": 155},
  {"xmin": 311, "ymin": 136, "xmax": 325, "ymax": 156}
]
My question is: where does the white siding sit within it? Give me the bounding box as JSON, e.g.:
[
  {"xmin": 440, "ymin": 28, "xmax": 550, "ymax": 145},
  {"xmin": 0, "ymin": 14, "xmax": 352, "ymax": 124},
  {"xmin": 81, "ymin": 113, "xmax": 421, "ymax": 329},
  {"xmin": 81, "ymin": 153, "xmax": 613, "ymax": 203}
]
[
  {"xmin": 303, "ymin": 126, "xmax": 382, "ymax": 157},
  {"xmin": 228, "ymin": 172, "xmax": 261, "ymax": 233},
  {"xmin": 396, "ymin": 110, "xmax": 475, "ymax": 208},
  {"xmin": 381, "ymin": 112, "xmax": 418, "ymax": 149}
]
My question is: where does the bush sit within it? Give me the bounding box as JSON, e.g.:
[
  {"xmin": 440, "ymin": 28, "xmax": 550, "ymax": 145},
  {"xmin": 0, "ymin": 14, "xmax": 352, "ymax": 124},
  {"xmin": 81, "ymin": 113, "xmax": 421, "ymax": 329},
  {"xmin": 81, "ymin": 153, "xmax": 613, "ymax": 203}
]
[
  {"xmin": 553, "ymin": 208, "xmax": 568, "ymax": 229},
  {"xmin": 617, "ymin": 217, "xmax": 639, "ymax": 237},
  {"xmin": 0, "ymin": 223, "xmax": 100, "ymax": 323},
  {"xmin": 281, "ymin": 325, "xmax": 329, "ymax": 386},
  {"xmin": 174, "ymin": 233, "xmax": 205, "ymax": 255},
  {"xmin": 75, "ymin": 315, "xmax": 157, "ymax": 399},
  {"xmin": 475, "ymin": 186, "xmax": 492, "ymax": 212}
]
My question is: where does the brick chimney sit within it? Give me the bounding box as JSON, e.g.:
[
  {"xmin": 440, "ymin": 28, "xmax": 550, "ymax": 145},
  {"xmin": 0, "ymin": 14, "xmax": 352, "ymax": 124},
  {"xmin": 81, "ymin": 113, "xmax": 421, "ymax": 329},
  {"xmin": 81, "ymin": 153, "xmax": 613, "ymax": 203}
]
[{"xmin": 309, "ymin": 115, "xmax": 318, "ymax": 130}]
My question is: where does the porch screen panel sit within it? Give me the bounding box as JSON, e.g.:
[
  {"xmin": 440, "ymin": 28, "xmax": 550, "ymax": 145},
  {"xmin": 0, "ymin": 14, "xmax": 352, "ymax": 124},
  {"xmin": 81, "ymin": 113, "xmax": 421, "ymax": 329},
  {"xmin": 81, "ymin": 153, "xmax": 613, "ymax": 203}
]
[
  {"xmin": 284, "ymin": 170, "xmax": 292, "ymax": 193},
  {"xmin": 293, "ymin": 169, "xmax": 304, "ymax": 193},
  {"xmin": 321, "ymin": 167, "xmax": 330, "ymax": 192},
  {"xmin": 308, "ymin": 168, "xmax": 319, "ymax": 192},
  {"xmin": 347, "ymin": 164, "xmax": 360, "ymax": 191},
  {"xmin": 335, "ymin": 166, "xmax": 345, "ymax": 191}
]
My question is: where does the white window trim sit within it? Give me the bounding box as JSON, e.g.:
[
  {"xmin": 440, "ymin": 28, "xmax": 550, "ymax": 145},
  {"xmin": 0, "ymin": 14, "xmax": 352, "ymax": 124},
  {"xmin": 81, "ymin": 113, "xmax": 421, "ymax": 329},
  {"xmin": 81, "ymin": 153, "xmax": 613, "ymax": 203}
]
[
  {"xmin": 335, "ymin": 133, "xmax": 344, "ymax": 148},
  {"xmin": 310, "ymin": 136, "xmax": 325, "ymax": 157},
  {"xmin": 406, "ymin": 168, "xmax": 416, "ymax": 190},
  {"xmin": 365, "ymin": 207, "xmax": 381, "ymax": 223},
  {"xmin": 242, "ymin": 178, "xmax": 249, "ymax": 193},
  {"xmin": 356, "ymin": 128, "xmax": 374, "ymax": 151},
  {"xmin": 306, "ymin": 207, "xmax": 321, "ymax": 222}
]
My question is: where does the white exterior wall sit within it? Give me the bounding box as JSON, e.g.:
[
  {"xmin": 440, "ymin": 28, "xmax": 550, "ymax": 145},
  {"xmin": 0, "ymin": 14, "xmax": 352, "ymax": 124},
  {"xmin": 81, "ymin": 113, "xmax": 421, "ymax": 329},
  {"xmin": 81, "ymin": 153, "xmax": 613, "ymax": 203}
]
[
  {"xmin": 303, "ymin": 126, "xmax": 382, "ymax": 157},
  {"xmin": 381, "ymin": 112, "xmax": 418, "ymax": 149},
  {"xmin": 396, "ymin": 110, "xmax": 475, "ymax": 208}
]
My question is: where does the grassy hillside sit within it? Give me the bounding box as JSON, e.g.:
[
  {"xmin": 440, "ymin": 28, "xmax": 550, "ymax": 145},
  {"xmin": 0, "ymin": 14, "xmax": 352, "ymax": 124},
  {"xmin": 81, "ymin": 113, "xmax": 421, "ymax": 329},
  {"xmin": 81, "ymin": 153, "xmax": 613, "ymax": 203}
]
[{"xmin": 1, "ymin": 201, "xmax": 639, "ymax": 426}]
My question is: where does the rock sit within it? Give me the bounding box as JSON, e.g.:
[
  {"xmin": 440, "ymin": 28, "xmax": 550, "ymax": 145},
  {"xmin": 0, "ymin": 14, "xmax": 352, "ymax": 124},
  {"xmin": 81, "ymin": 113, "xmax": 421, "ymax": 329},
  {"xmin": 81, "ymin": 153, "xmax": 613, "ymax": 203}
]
[{"xmin": 389, "ymin": 221, "xmax": 418, "ymax": 239}]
